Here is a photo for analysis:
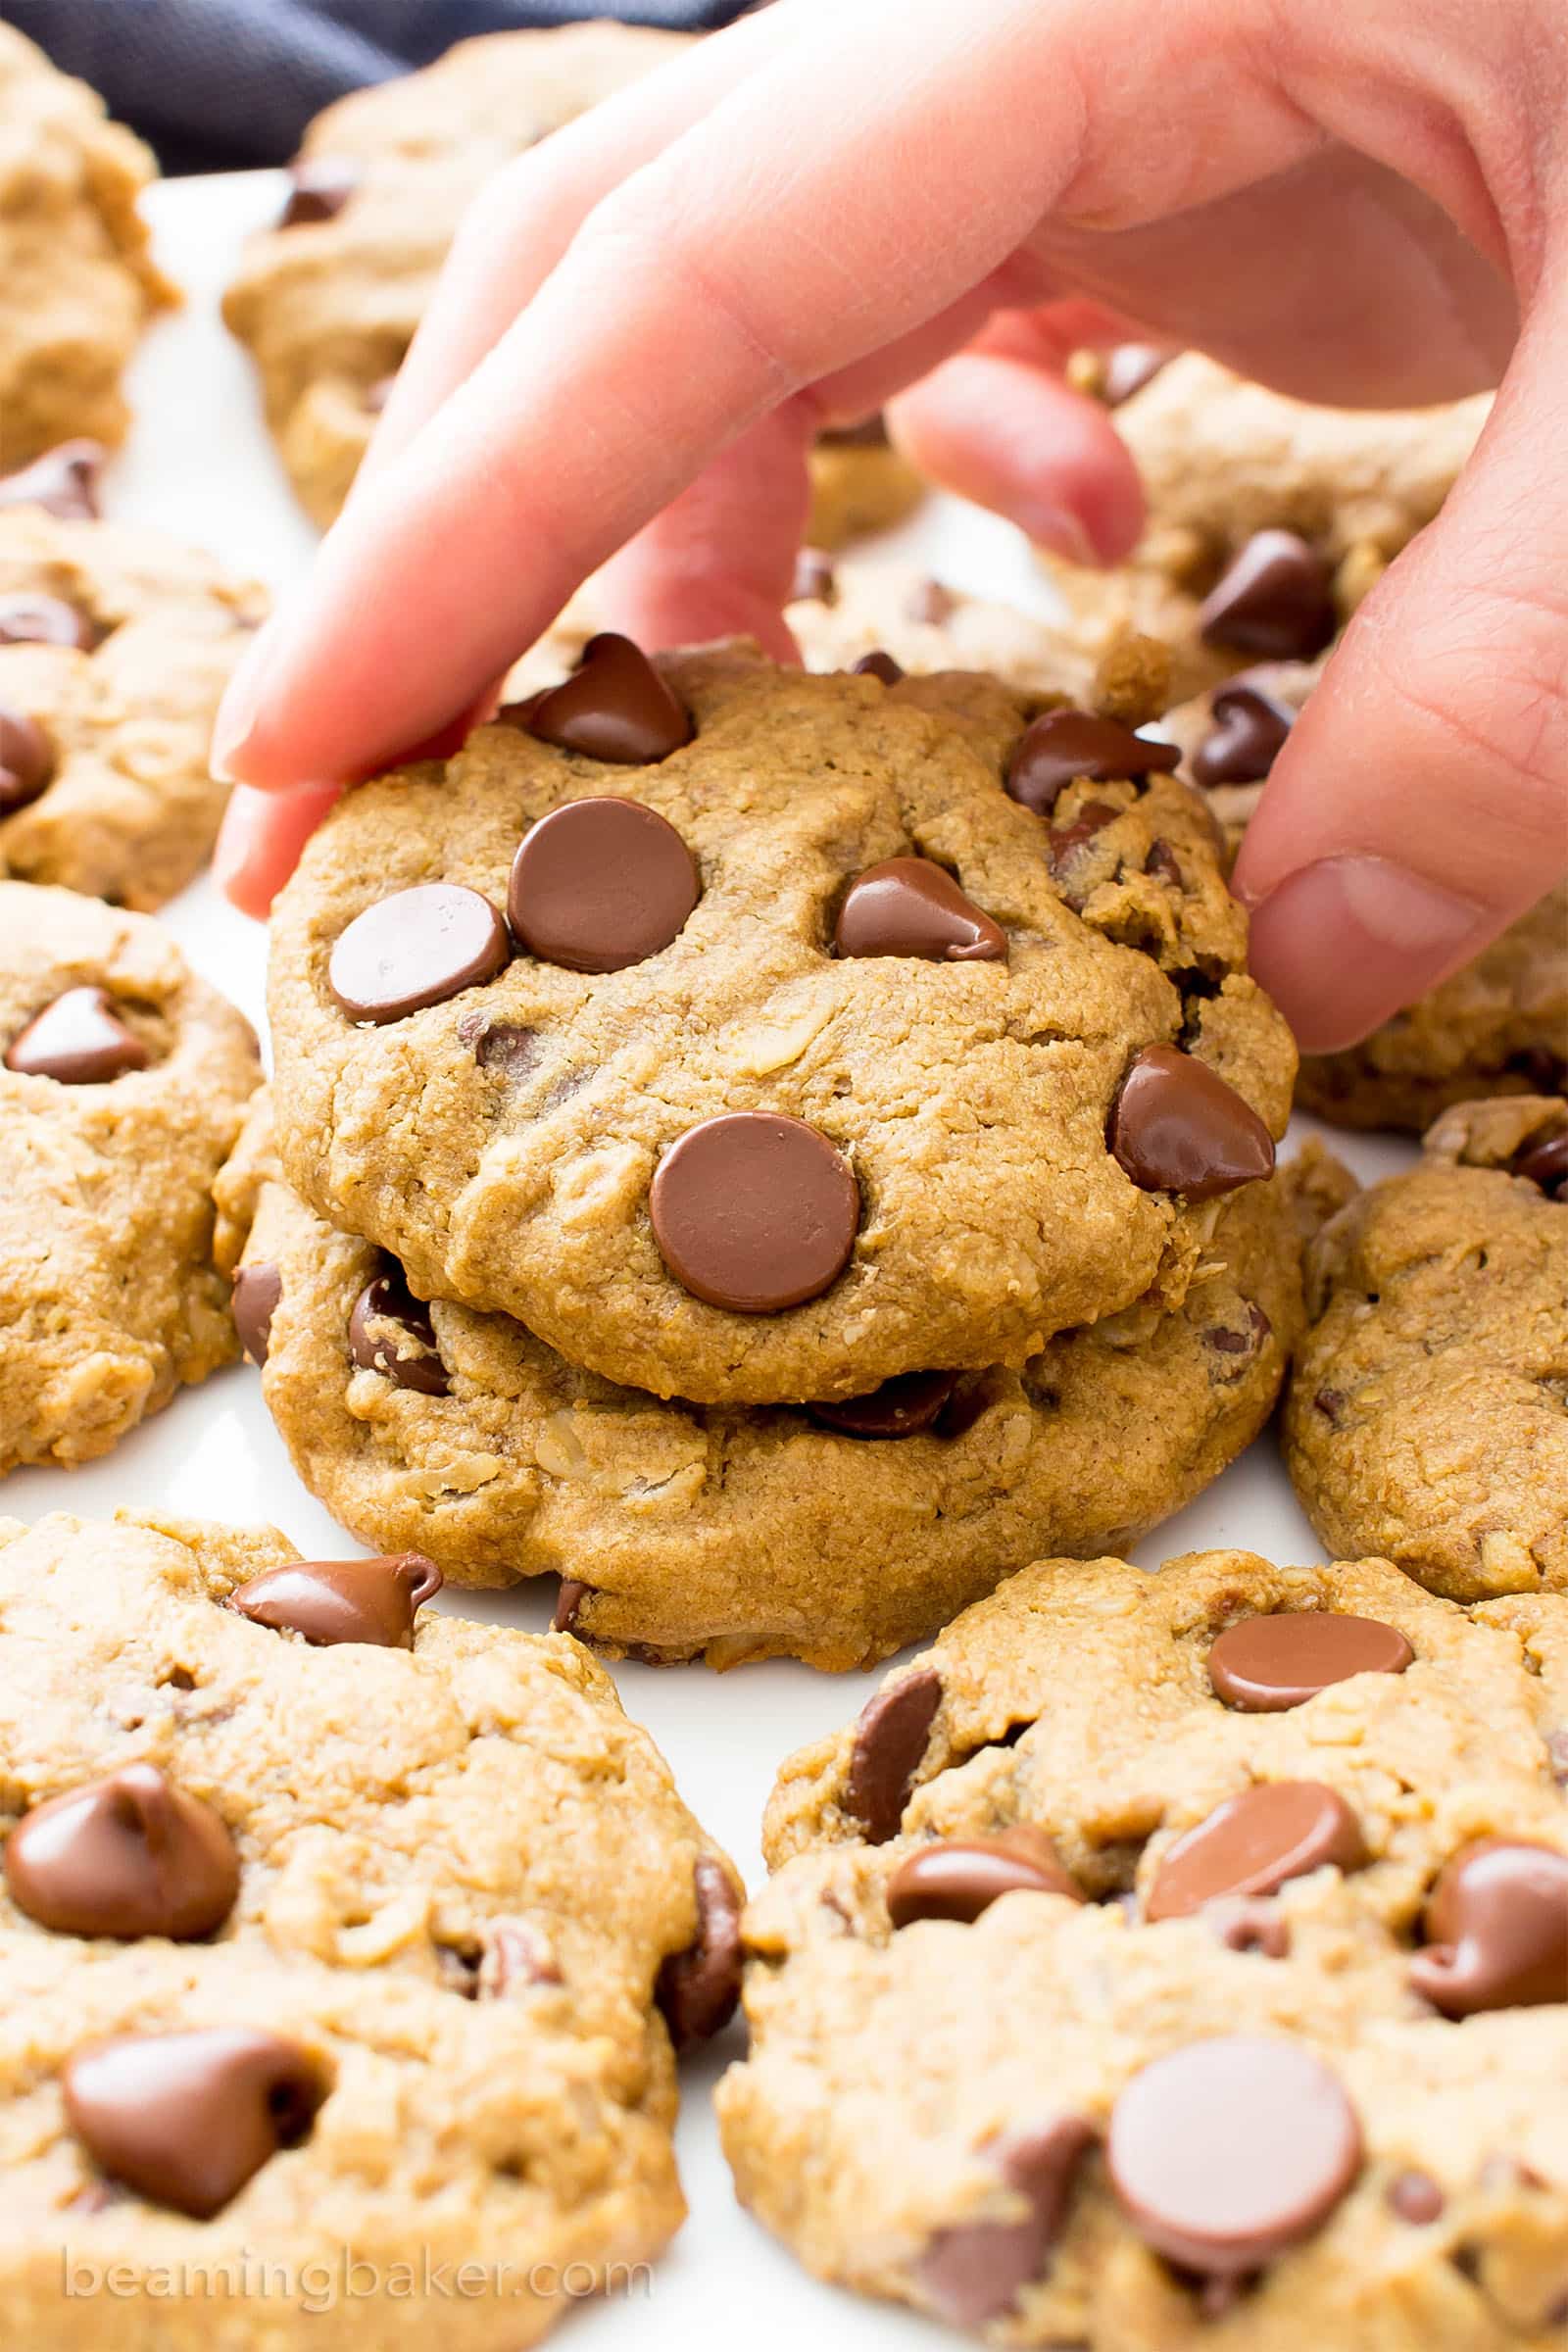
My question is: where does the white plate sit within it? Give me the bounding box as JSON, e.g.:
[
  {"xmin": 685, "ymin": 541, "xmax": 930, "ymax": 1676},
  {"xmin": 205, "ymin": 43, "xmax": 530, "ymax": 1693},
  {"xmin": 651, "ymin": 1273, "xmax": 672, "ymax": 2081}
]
[{"xmin": 5, "ymin": 170, "xmax": 1421, "ymax": 2348}]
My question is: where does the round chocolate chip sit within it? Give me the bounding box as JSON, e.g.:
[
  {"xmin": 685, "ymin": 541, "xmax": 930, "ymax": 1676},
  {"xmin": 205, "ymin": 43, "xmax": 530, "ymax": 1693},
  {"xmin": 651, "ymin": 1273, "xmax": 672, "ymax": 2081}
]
[
  {"xmin": 649, "ymin": 1111, "xmax": 859, "ymax": 1313},
  {"xmin": 4, "ymin": 1765, "xmax": 238, "ymax": 1940},
  {"xmin": 228, "ymin": 1552, "xmax": 442, "ymax": 1648},
  {"xmin": 1513, "ymin": 1131, "xmax": 1568, "ymax": 1200},
  {"xmin": 1387, "ymin": 2169, "xmax": 1445, "ymax": 2225},
  {"xmin": 279, "ymin": 156, "xmax": 360, "ymax": 227},
  {"xmin": 1145, "ymin": 1782, "xmax": 1366, "ymax": 1921},
  {"xmin": 887, "ymin": 1826, "xmax": 1082, "ymax": 1927},
  {"xmin": 655, "ymin": 1856, "xmax": 742, "ymax": 2048},
  {"xmin": 327, "ymin": 882, "xmax": 510, "ymax": 1023},
  {"xmin": 1005, "ymin": 709, "xmax": 1179, "ymax": 817},
  {"xmin": 1102, "ymin": 344, "xmax": 1172, "ymax": 407},
  {"xmin": 348, "ymin": 1268, "xmax": 451, "ymax": 1394},
  {"xmin": 1108, "ymin": 2036, "xmax": 1362, "ymax": 2274},
  {"xmin": 1192, "ymin": 681, "xmax": 1296, "ymax": 788},
  {"xmin": 844, "ymin": 1668, "xmax": 942, "ymax": 1843},
  {"xmin": 835, "ymin": 858, "xmax": 1005, "ymax": 962},
  {"xmin": 0, "ymin": 594, "xmax": 99, "ymax": 649},
  {"xmin": 920, "ymin": 2118, "xmax": 1096, "ymax": 2326},
  {"xmin": 0, "ymin": 708, "xmax": 54, "ymax": 813},
  {"xmin": 1198, "ymin": 530, "xmax": 1336, "ymax": 660},
  {"xmin": 4, "ymin": 987, "xmax": 148, "ymax": 1084},
  {"xmin": 508, "ymin": 796, "xmax": 700, "ymax": 972},
  {"xmin": 1109, "ymin": 1044, "xmax": 1275, "ymax": 1200},
  {"xmin": 0, "ymin": 439, "xmax": 103, "ymax": 520},
  {"xmin": 526, "ymin": 632, "xmax": 692, "ymax": 764},
  {"xmin": 64, "ymin": 2029, "xmax": 328, "ymax": 2219},
  {"xmin": 808, "ymin": 1369, "xmax": 958, "ymax": 1439},
  {"xmin": 852, "ymin": 649, "xmax": 905, "ymax": 684},
  {"xmin": 792, "ymin": 548, "xmax": 837, "ymax": 604},
  {"xmin": 1407, "ymin": 1839, "xmax": 1568, "ymax": 2016},
  {"xmin": 230, "ymin": 1262, "xmax": 281, "ymax": 1367},
  {"xmin": 1208, "ymin": 1612, "xmax": 1414, "ymax": 1712}
]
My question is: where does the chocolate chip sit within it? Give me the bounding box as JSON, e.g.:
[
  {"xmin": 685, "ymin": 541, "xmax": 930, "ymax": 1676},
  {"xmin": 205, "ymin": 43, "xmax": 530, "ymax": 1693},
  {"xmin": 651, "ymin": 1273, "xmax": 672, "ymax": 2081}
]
[
  {"xmin": 553, "ymin": 1577, "xmax": 591, "ymax": 1634},
  {"xmin": 228, "ymin": 1552, "xmax": 441, "ymax": 1647},
  {"xmin": 1145, "ymin": 1782, "xmax": 1366, "ymax": 1920},
  {"xmin": 1108, "ymin": 2037, "xmax": 1361, "ymax": 2275},
  {"xmin": 835, "ymin": 857, "xmax": 1005, "ymax": 962},
  {"xmin": 818, "ymin": 414, "xmax": 890, "ymax": 448},
  {"xmin": 230, "ymin": 1262, "xmax": 281, "ymax": 1367},
  {"xmin": 1387, "ymin": 2169, "xmax": 1445, "ymax": 2225},
  {"xmin": 279, "ymin": 156, "xmax": 360, "ymax": 227},
  {"xmin": 1109, "ymin": 1045, "xmax": 1275, "ymax": 1200},
  {"xmin": 526, "ymin": 632, "xmax": 692, "ymax": 764},
  {"xmin": 1507, "ymin": 1047, "xmax": 1567, "ymax": 1095},
  {"xmin": 1005, "ymin": 709, "xmax": 1179, "ymax": 816},
  {"xmin": 0, "ymin": 708, "xmax": 54, "ymax": 813},
  {"xmin": 1199, "ymin": 531, "xmax": 1336, "ymax": 660},
  {"xmin": 1314, "ymin": 1387, "xmax": 1347, "ymax": 1429},
  {"xmin": 477, "ymin": 1919, "xmax": 561, "ymax": 1994},
  {"xmin": 1513, "ymin": 1132, "xmax": 1568, "ymax": 1200},
  {"xmin": 463, "ymin": 1017, "xmax": 542, "ymax": 1076},
  {"xmin": 906, "ymin": 576, "xmax": 956, "ymax": 626},
  {"xmin": 327, "ymin": 882, "xmax": 510, "ymax": 1023},
  {"xmin": 844, "ymin": 1669, "xmax": 941, "ymax": 1843},
  {"xmin": 1102, "ymin": 344, "xmax": 1173, "ymax": 407},
  {"xmin": 0, "ymin": 438, "xmax": 103, "ymax": 520},
  {"xmin": 1145, "ymin": 838, "xmax": 1184, "ymax": 888},
  {"xmin": 920, "ymin": 2118, "xmax": 1096, "ymax": 2326},
  {"xmin": 887, "ymin": 1826, "xmax": 1082, "ymax": 1927},
  {"xmin": 1205, "ymin": 1895, "xmax": 1292, "ymax": 1958},
  {"xmin": 852, "ymin": 650, "xmax": 905, "ymax": 685},
  {"xmin": 808, "ymin": 1369, "xmax": 958, "ymax": 1439},
  {"xmin": 792, "ymin": 548, "xmax": 836, "ymax": 604},
  {"xmin": 1408, "ymin": 1839, "xmax": 1568, "ymax": 2016},
  {"xmin": 649, "ymin": 1111, "xmax": 859, "ymax": 1313},
  {"xmin": 4, "ymin": 987, "xmax": 148, "ymax": 1084},
  {"xmin": 64, "ymin": 2030, "xmax": 328, "ymax": 2219},
  {"xmin": 1047, "ymin": 799, "xmax": 1120, "ymax": 884},
  {"xmin": 349, "ymin": 1267, "xmax": 450, "ymax": 1395},
  {"xmin": 1208, "ymin": 1611, "xmax": 1414, "ymax": 1712},
  {"xmin": 1192, "ymin": 681, "xmax": 1296, "ymax": 788},
  {"xmin": 1201, "ymin": 1302, "xmax": 1272, "ymax": 1381},
  {"xmin": 655, "ymin": 1856, "xmax": 742, "ymax": 2048},
  {"xmin": 0, "ymin": 594, "xmax": 99, "ymax": 650},
  {"xmin": 4, "ymin": 1765, "xmax": 238, "ymax": 1940},
  {"xmin": 934, "ymin": 1377, "xmax": 995, "ymax": 1440},
  {"xmin": 508, "ymin": 796, "xmax": 700, "ymax": 972}
]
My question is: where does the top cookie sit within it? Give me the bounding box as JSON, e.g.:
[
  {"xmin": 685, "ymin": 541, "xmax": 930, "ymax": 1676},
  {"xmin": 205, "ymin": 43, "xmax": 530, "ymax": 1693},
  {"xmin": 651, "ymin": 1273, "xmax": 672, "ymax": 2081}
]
[
  {"xmin": 270, "ymin": 640, "xmax": 1294, "ymax": 1405},
  {"xmin": 0, "ymin": 25, "xmax": 171, "ymax": 467}
]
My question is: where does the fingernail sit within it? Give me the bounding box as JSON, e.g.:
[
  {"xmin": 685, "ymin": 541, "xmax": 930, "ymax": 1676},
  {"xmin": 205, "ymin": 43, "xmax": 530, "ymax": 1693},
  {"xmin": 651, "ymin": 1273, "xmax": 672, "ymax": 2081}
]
[
  {"xmin": 1019, "ymin": 503, "xmax": 1101, "ymax": 567},
  {"xmin": 211, "ymin": 615, "xmax": 284, "ymax": 784},
  {"xmin": 1245, "ymin": 856, "xmax": 1490, "ymax": 1054}
]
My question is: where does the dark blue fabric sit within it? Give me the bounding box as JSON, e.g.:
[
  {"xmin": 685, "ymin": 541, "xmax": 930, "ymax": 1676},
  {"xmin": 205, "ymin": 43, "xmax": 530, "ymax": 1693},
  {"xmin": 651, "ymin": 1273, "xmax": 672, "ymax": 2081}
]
[{"xmin": 1, "ymin": 1, "xmax": 749, "ymax": 172}]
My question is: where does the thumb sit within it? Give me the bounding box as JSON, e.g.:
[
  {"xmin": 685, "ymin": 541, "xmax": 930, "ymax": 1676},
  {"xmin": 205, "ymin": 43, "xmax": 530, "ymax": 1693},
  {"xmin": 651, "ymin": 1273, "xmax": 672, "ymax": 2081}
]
[{"xmin": 1234, "ymin": 311, "xmax": 1567, "ymax": 1054}]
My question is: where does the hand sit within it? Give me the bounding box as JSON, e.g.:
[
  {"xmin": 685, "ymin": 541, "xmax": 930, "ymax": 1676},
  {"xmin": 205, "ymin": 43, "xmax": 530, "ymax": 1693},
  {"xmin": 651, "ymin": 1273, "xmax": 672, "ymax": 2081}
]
[{"xmin": 213, "ymin": 0, "xmax": 1560, "ymax": 1054}]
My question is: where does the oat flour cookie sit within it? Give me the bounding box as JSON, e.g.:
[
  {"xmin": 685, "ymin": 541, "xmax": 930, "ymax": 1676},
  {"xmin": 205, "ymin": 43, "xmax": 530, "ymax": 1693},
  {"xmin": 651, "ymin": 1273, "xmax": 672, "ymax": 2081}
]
[
  {"xmin": 0, "ymin": 1509, "xmax": 739, "ymax": 2347},
  {"xmin": 1285, "ymin": 1096, "xmax": 1568, "ymax": 1599},
  {"xmin": 0, "ymin": 503, "xmax": 267, "ymax": 906},
  {"xmin": 0, "ymin": 884, "xmax": 259, "ymax": 1473},
  {"xmin": 720, "ymin": 1548, "xmax": 1568, "ymax": 2344},
  {"xmin": 269, "ymin": 639, "xmax": 1294, "ymax": 1405},
  {"xmin": 215, "ymin": 1095, "xmax": 1304, "ymax": 1669}
]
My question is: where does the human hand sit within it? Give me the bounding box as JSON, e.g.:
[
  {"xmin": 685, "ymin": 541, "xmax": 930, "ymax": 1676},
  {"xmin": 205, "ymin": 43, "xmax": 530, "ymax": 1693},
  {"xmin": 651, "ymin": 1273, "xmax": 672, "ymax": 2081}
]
[{"xmin": 213, "ymin": 0, "xmax": 1561, "ymax": 1054}]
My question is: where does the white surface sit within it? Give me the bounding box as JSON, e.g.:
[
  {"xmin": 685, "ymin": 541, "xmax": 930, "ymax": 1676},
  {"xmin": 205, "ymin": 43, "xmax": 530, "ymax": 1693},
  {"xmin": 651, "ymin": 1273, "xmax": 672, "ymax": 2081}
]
[{"xmin": 7, "ymin": 171, "xmax": 1422, "ymax": 2346}]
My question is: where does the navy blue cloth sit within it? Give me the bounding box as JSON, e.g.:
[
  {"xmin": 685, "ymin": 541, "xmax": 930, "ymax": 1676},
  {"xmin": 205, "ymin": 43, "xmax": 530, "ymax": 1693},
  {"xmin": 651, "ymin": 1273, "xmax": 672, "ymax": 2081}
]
[{"xmin": 1, "ymin": 1, "xmax": 750, "ymax": 172}]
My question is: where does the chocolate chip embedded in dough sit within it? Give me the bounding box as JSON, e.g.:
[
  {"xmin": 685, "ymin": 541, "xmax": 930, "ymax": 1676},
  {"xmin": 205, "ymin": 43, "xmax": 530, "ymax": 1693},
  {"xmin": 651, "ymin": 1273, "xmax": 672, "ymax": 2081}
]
[
  {"xmin": 64, "ymin": 2030, "xmax": 328, "ymax": 2220},
  {"xmin": 1109, "ymin": 1045, "xmax": 1275, "ymax": 1200},
  {"xmin": 844, "ymin": 1669, "xmax": 942, "ymax": 1843},
  {"xmin": 1199, "ymin": 530, "xmax": 1336, "ymax": 660},
  {"xmin": 230, "ymin": 1262, "xmax": 281, "ymax": 1367},
  {"xmin": 525, "ymin": 633, "xmax": 693, "ymax": 764},
  {"xmin": 650, "ymin": 1112, "xmax": 859, "ymax": 1313},
  {"xmin": 279, "ymin": 157, "xmax": 360, "ymax": 227},
  {"xmin": 835, "ymin": 858, "xmax": 1005, "ymax": 962},
  {"xmin": 327, "ymin": 882, "xmax": 510, "ymax": 1023},
  {"xmin": 1006, "ymin": 709, "xmax": 1178, "ymax": 817},
  {"xmin": 1408, "ymin": 1839, "xmax": 1568, "ymax": 2016},
  {"xmin": 4, "ymin": 1764, "xmax": 238, "ymax": 1939},
  {"xmin": 1207, "ymin": 1611, "xmax": 1413, "ymax": 1712},
  {"xmin": 348, "ymin": 1268, "xmax": 451, "ymax": 1396},
  {"xmin": 808, "ymin": 1370, "xmax": 958, "ymax": 1440},
  {"xmin": 920, "ymin": 2117, "xmax": 1097, "ymax": 2326},
  {"xmin": 228, "ymin": 1552, "xmax": 441, "ymax": 1648},
  {"xmin": 887, "ymin": 1826, "xmax": 1082, "ymax": 1927},
  {"xmin": 4, "ymin": 988, "xmax": 147, "ymax": 1084},
  {"xmin": 655, "ymin": 1857, "xmax": 742, "ymax": 2047},
  {"xmin": 1145, "ymin": 1782, "xmax": 1366, "ymax": 1920},
  {"xmin": 508, "ymin": 796, "xmax": 700, "ymax": 973}
]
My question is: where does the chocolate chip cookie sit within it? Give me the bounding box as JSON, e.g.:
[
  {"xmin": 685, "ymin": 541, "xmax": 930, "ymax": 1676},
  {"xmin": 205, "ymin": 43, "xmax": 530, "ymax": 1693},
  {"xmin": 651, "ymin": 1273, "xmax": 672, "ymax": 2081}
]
[
  {"xmin": 1, "ymin": 884, "xmax": 260, "ymax": 1473},
  {"xmin": 1285, "ymin": 1095, "xmax": 1568, "ymax": 1600},
  {"xmin": 214, "ymin": 1093, "xmax": 1305, "ymax": 1669},
  {"xmin": 0, "ymin": 26, "xmax": 172, "ymax": 468},
  {"xmin": 269, "ymin": 639, "xmax": 1294, "ymax": 1405},
  {"xmin": 0, "ymin": 499, "xmax": 268, "ymax": 906},
  {"xmin": 0, "ymin": 1508, "xmax": 739, "ymax": 2344},
  {"xmin": 720, "ymin": 1546, "xmax": 1568, "ymax": 2341}
]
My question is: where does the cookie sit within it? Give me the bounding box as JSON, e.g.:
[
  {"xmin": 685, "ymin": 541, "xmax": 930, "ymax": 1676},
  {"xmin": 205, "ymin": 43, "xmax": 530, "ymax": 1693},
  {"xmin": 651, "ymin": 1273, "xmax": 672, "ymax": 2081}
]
[
  {"xmin": 1284, "ymin": 1094, "xmax": 1568, "ymax": 1600},
  {"xmin": 0, "ymin": 883, "xmax": 260, "ymax": 1473},
  {"xmin": 0, "ymin": 502, "xmax": 267, "ymax": 906},
  {"xmin": 1044, "ymin": 353, "xmax": 1489, "ymax": 696},
  {"xmin": 0, "ymin": 1508, "xmax": 739, "ymax": 2345},
  {"xmin": 719, "ymin": 1546, "xmax": 1568, "ymax": 2341},
  {"xmin": 221, "ymin": 24, "xmax": 915, "ymax": 547},
  {"xmin": 269, "ymin": 639, "xmax": 1294, "ymax": 1406},
  {"xmin": 1162, "ymin": 658, "xmax": 1568, "ymax": 1131},
  {"xmin": 0, "ymin": 26, "xmax": 171, "ymax": 469},
  {"xmin": 214, "ymin": 1093, "xmax": 1303, "ymax": 1669}
]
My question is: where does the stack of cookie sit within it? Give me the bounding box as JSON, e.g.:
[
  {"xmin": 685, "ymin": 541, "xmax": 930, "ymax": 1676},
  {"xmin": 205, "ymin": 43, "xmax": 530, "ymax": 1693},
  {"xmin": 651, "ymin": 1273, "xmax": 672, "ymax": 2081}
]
[{"xmin": 229, "ymin": 626, "xmax": 1304, "ymax": 1668}]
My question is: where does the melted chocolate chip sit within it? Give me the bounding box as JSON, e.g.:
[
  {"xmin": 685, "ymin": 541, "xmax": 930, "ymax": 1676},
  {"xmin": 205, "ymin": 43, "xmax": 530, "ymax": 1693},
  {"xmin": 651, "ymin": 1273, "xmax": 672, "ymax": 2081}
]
[
  {"xmin": 0, "ymin": 708, "xmax": 54, "ymax": 813},
  {"xmin": 64, "ymin": 2030, "xmax": 328, "ymax": 2219},
  {"xmin": 792, "ymin": 548, "xmax": 837, "ymax": 604},
  {"xmin": 1146, "ymin": 839, "xmax": 1184, "ymax": 888},
  {"xmin": 552, "ymin": 1577, "xmax": 591, "ymax": 1634},
  {"xmin": 844, "ymin": 1669, "xmax": 942, "ymax": 1843},
  {"xmin": 1199, "ymin": 531, "xmax": 1336, "ymax": 660},
  {"xmin": 1192, "ymin": 681, "xmax": 1296, "ymax": 788},
  {"xmin": 807, "ymin": 1369, "xmax": 958, "ymax": 1439},
  {"xmin": 526, "ymin": 633, "xmax": 692, "ymax": 764},
  {"xmin": 1205, "ymin": 1895, "xmax": 1292, "ymax": 1958},
  {"xmin": 1046, "ymin": 799, "xmax": 1120, "ymax": 883},
  {"xmin": 852, "ymin": 650, "xmax": 905, "ymax": 685},
  {"xmin": 4, "ymin": 1765, "xmax": 238, "ymax": 1940},
  {"xmin": 4, "ymin": 988, "xmax": 148, "ymax": 1084},
  {"xmin": 1408, "ymin": 1839, "xmax": 1568, "ymax": 2016},
  {"xmin": 0, "ymin": 439, "xmax": 103, "ymax": 520},
  {"xmin": 835, "ymin": 857, "xmax": 1005, "ymax": 961},
  {"xmin": 279, "ymin": 157, "xmax": 360, "ymax": 227},
  {"xmin": 887, "ymin": 1826, "xmax": 1082, "ymax": 1927},
  {"xmin": 1201, "ymin": 1302, "xmax": 1271, "ymax": 1381},
  {"xmin": 1006, "ymin": 709, "xmax": 1179, "ymax": 817},
  {"xmin": 0, "ymin": 594, "xmax": 99, "ymax": 650},
  {"xmin": 1513, "ymin": 1131, "xmax": 1568, "ymax": 1200},
  {"xmin": 349, "ymin": 1269, "xmax": 450, "ymax": 1395},
  {"xmin": 1208, "ymin": 1611, "xmax": 1414, "ymax": 1712},
  {"xmin": 1314, "ymin": 1388, "xmax": 1348, "ymax": 1429},
  {"xmin": 464, "ymin": 1018, "xmax": 542, "ymax": 1076},
  {"xmin": 1109, "ymin": 1045, "xmax": 1275, "ymax": 1199},
  {"xmin": 655, "ymin": 1856, "xmax": 742, "ymax": 2048},
  {"xmin": 508, "ymin": 796, "xmax": 700, "ymax": 972},
  {"xmin": 229, "ymin": 1552, "xmax": 441, "ymax": 1647},
  {"xmin": 649, "ymin": 1112, "xmax": 859, "ymax": 1313},
  {"xmin": 327, "ymin": 882, "xmax": 510, "ymax": 1022},
  {"xmin": 920, "ymin": 2118, "xmax": 1096, "ymax": 2326},
  {"xmin": 230, "ymin": 1262, "xmax": 281, "ymax": 1367},
  {"xmin": 1146, "ymin": 1782, "xmax": 1366, "ymax": 1920},
  {"xmin": 1108, "ymin": 2037, "xmax": 1361, "ymax": 2275},
  {"xmin": 1102, "ymin": 344, "xmax": 1173, "ymax": 407}
]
